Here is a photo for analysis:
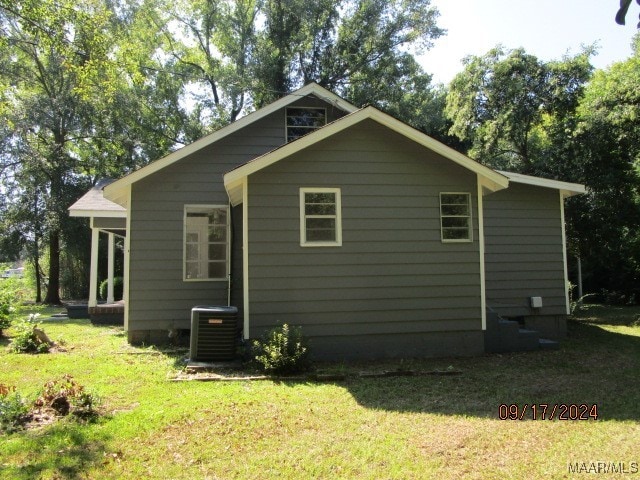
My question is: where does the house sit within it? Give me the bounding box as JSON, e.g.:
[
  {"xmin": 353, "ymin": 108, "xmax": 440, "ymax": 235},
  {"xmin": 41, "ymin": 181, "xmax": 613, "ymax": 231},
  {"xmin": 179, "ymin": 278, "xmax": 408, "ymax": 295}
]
[{"xmin": 69, "ymin": 83, "xmax": 584, "ymax": 359}]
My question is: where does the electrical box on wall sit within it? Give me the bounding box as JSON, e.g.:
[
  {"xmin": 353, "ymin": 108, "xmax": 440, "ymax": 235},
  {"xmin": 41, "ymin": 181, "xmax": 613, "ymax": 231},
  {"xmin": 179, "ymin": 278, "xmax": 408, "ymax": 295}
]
[{"xmin": 530, "ymin": 296, "xmax": 543, "ymax": 308}]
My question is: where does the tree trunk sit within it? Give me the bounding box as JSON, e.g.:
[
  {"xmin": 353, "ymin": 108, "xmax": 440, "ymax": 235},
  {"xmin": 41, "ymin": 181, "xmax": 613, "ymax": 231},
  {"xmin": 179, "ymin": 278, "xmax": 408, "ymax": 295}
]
[
  {"xmin": 33, "ymin": 191, "xmax": 42, "ymax": 303},
  {"xmin": 44, "ymin": 230, "xmax": 61, "ymax": 305},
  {"xmin": 34, "ymin": 260, "xmax": 42, "ymax": 303}
]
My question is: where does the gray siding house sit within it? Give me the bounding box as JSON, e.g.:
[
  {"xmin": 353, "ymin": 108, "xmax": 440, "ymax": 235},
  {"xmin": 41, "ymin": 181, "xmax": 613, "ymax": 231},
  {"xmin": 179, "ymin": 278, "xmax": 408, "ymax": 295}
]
[{"xmin": 70, "ymin": 83, "xmax": 584, "ymax": 359}]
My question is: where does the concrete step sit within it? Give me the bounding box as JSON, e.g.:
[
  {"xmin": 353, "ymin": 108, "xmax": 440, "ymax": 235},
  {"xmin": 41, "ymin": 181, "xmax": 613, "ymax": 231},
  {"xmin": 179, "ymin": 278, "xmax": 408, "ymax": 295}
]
[{"xmin": 513, "ymin": 328, "xmax": 540, "ymax": 351}]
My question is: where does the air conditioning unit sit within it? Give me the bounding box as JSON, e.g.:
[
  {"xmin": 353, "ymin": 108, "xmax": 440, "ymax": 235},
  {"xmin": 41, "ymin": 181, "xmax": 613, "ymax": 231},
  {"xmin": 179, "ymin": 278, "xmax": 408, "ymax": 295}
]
[{"xmin": 190, "ymin": 305, "xmax": 239, "ymax": 362}]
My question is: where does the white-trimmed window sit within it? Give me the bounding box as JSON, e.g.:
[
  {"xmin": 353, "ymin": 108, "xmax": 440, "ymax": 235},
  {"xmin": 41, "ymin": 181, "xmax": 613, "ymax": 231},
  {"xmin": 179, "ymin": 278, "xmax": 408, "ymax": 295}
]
[
  {"xmin": 440, "ymin": 193, "xmax": 472, "ymax": 242},
  {"xmin": 184, "ymin": 205, "xmax": 229, "ymax": 281},
  {"xmin": 286, "ymin": 107, "xmax": 326, "ymax": 142},
  {"xmin": 300, "ymin": 188, "xmax": 342, "ymax": 247}
]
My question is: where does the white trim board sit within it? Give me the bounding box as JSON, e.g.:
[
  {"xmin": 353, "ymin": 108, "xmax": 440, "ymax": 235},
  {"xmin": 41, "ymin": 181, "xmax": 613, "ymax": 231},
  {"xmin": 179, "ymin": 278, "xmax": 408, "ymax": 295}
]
[
  {"xmin": 69, "ymin": 209, "xmax": 126, "ymax": 218},
  {"xmin": 560, "ymin": 191, "xmax": 571, "ymax": 315},
  {"xmin": 242, "ymin": 178, "xmax": 250, "ymax": 339},
  {"xmin": 498, "ymin": 171, "xmax": 585, "ymax": 197},
  {"xmin": 224, "ymin": 106, "xmax": 510, "ymax": 205},
  {"xmin": 104, "ymin": 83, "xmax": 357, "ymax": 207},
  {"xmin": 477, "ymin": 177, "xmax": 487, "ymax": 330}
]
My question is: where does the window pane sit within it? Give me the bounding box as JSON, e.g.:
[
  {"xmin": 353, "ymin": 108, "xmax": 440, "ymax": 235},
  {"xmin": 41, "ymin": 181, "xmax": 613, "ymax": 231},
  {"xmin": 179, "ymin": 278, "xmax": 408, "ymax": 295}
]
[
  {"xmin": 208, "ymin": 243, "xmax": 226, "ymax": 261},
  {"xmin": 208, "ymin": 262, "xmax": 226, "ymax": 279},
  {"xmin": 187, "ymin": 212, "xmax": 207, "ymax": 218},
  {"xmin": 287, "ymin": 108, "xmax": 325, "ymax": 127},
  {"xmin": 306, "ymin": 192, "xmax": 332, "ymax": 203},
  {"xmin": 305, "ymin": 193, "xmax": 336, "ymax": 214},
  {"xmin": 307, "ymin": 228, "xmax": 336, "ymax": 242},
  {"xmin": 307, "ymin": 218, "xmax": 335, "ymax": 229},
  {"xmin": 305, "ymin": 192, "xmax": 334, "ymax": 203},
  {"xmin": 441, "ymin": 204, "xmax": 469, "ymax": 216},
  {"xmin": 306, "ymin": 218, "xmax": 336, "ymax": 242},
  {"xmin": 442, "ymin": 217, "xmax": 469, "ymax": 228},
  {"xmin": 443, "ymin": 228, "xmax": 470, "ymax": 240},
  {"xmin": 209, "ymin": 210, "xmax": 227, "ymax": 225},
  {"xmin": 287, "ymin": 127, "xmax": 311, "ymax": 141},
  {"xmin": 186, "ymin": 243, "xmax": 199, "ymax": 261},
  {"xmin": 287, "ymin": 108, "xmax": 326, "ymax": 141},
  {"xmin": 186, "ymin": 262, "xmax": 200, "ymax": 279},
  {"xmin": 442, "ymin": 194, "xmax": 469, "ymax": 205},
  {"xmin": 305, "ymin": 203, "xmax": 336, "ymax": 215},
  {"xmin": 209, "ymin": 225, "xmax": 227, "ymax": 242}
]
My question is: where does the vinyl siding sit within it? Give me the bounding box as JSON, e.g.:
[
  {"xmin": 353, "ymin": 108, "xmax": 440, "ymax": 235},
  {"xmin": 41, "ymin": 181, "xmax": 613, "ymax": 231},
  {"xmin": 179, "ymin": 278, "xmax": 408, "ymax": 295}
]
[
  {"xmin": 127, "ymin": 96, "xmax": 347, "ymax": 331},
  {"xmin": 484, "ymin": 183, "xmax": 567, "ymax": 317},
  {"xmin": 247, "ymin": 119, "xmax": 484, "ymax": 357}
]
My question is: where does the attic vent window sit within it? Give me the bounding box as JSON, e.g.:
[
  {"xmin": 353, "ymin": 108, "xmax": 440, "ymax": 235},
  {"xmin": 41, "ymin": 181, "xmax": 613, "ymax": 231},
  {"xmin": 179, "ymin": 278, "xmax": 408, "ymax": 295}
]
[
  {"xmin": 286, "ymin": 107, "xmax": 326, "ymax": 142},
  {"xmin": 440, "ymin": 193, "xmax": 472, "ymax": 242}
]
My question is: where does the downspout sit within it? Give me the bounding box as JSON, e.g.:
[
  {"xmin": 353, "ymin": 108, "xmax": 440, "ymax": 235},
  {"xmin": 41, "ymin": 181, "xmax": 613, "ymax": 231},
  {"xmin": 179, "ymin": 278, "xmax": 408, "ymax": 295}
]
[{"xmin": 228, "ymin": 201, "xmax": 233, "ymax": 307}]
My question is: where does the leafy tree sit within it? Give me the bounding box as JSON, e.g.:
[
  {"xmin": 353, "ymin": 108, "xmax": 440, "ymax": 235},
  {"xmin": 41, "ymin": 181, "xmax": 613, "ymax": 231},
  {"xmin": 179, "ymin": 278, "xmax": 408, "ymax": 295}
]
[
  {"xmin": 158, "ymin": 0, "xmax": 444, "ymax": 124},
  {"xmin": 0, "ymin": 0, "xmax": 159, "ymax": 303},
  {"xmin": 0, "ymin": 0, "xmax": 114, "ymax": 303},
  {"xmin": 445, "ymin": 47, "xmax": 593, "ymax": 174},
  {"xmin": 1, "ymin": 0, "xmax": 446, "ymax": 303},
  {"xmin": 253, "ymin": 0, "xmax": 443, "ymax": 108},
  {"xmin": 568, "ymin": 34, "xmax": 640, "ymax": 298},
  {"xmin": 158, "ymin": 0, "xmax": 259, "ymax": 129}
]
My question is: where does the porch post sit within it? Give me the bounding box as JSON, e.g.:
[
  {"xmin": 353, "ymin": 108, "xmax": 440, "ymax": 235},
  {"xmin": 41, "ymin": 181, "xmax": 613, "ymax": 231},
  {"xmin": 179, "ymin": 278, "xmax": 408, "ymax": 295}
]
[
  {"xmin": 89, "ymin": 226, "xmax": 100, "ymax": 308},
  {"xmin": 107, "ymin": 232, "xmax": 115, "ymax": 304}
]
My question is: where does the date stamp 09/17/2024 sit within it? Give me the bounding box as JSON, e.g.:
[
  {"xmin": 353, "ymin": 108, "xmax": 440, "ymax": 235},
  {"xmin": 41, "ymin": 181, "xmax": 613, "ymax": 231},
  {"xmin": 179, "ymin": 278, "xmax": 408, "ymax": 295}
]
[
  {"xmin": 498, "ymin": 403, "xmax": 599, "ymax": 421},
  {"xmin": 498, "ymin": 404, "xmax": 639, "ymax": 475}
]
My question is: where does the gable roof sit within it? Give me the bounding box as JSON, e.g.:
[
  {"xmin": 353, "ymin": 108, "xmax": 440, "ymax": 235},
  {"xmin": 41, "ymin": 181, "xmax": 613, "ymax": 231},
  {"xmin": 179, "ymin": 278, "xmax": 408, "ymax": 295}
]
[
  {"xmin": 224, "ymin": 106, "xmax": 510, "ymax": 205},
  {"xmin": 69, "ymin": 179, "xmax": 126, "ymax": 218},
  {"xmin": 103, "ymin": 83, "xmax": 358, "ymax": 207},
  {"xmin": 498, "ymin": 171, "xmax": 586, "ymax": 198}
]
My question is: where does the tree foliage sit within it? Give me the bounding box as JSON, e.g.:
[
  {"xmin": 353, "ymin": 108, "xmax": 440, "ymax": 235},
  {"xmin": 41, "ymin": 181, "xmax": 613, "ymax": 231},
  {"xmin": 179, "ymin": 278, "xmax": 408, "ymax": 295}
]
[
  {"xmin": 0, "ymin": 0, "xmax": 122, "ymax": 303},
  {"xmin": 444, "ymin": 37, "xmax": 640, "ymax": 300},
  {"xmin": 568, "ymin": 35, "xmax": 640, "ymax": 298},
  {"xmin": 3, "ymin": 0, "xmax": 638, "ymax": 304},
  {"xmin": 445, "ymin": 46, "xmax": 593, "ymax": 174},
  {"xmin": 0, "ymin": 0, "xmax": 445, "ymax": 302},
  {"xmin": 156, "ymin": 0, "xmax": 444, "ymax": 126}
]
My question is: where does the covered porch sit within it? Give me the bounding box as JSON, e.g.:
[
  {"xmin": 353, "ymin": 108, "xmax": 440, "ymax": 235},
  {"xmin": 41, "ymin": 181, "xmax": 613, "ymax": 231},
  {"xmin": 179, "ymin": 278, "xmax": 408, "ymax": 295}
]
[{"xmin": 68, "ymin": 180, "xmax": 127, "ymax": 323}]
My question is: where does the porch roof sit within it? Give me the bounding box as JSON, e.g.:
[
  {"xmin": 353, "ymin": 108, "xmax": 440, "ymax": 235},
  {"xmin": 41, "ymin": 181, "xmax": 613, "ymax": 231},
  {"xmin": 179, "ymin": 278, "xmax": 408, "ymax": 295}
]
[
  {"xmin": 68, "ymin": 179, "xmax": 126, "ymax": 219},
  {"xmin": 498, "ymin": 171, "xmax": 586, "ymax": 198}
]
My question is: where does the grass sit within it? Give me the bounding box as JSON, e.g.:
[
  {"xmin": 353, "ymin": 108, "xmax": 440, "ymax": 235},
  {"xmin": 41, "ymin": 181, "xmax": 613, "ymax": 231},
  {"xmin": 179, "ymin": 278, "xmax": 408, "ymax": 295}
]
[{"xmin": 1, "ymin": 304, "xmax": 639, "ymax": 479}]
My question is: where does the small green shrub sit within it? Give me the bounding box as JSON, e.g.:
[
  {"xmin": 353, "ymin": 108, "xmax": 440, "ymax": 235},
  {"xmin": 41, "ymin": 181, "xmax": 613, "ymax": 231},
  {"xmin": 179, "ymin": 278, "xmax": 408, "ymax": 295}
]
[
  {"xmin": 99, "ymin": 276, "xmax": 123, "ymax": 301},
  {"xmin": 0, "ymin": 384, "xmax": 30, "ymax": 433},
  {"xmin": 10, "ymin": 314, "xmax": 51, "ymax": 354},
  {"xmin": 34, "ymin": 375, "xmax": 99, "ymax": 420},
  {"xmin": 0, "ymin": 283, "xmax": 20, "ymax": 335},
  {"xmin": 252, "ymin": 323, "xmax": 310, "ymax": 374}
]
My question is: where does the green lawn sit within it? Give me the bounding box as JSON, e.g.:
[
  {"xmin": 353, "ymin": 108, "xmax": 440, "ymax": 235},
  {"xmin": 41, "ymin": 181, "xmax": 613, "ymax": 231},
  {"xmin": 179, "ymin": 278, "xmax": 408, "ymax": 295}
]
[{"xmin": 1, "ymin": 304, "xmax": 639, "ymax": 479}]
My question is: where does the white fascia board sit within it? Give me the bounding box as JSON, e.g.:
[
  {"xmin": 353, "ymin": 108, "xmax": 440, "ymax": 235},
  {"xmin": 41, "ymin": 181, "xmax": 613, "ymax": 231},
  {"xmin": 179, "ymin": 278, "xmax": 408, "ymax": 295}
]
[
  {"xmin": 104, "ymin": 83, "xmax": 357, "ymax": 206},
  {"xmin": 226, "ymin": 177, "xmax": 245, "ymax": 207},
  {"xmin": 69, "ymin": 209, "xmax": 127, "ymax": 218},
  {"xmin": 224, "ymin": 106, "xmax": 509, "ymax": 196},
  {"xmin": 498, "ymin": 171, "xmax": 586, "ymax": 197}
]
